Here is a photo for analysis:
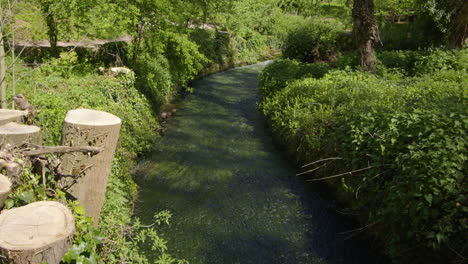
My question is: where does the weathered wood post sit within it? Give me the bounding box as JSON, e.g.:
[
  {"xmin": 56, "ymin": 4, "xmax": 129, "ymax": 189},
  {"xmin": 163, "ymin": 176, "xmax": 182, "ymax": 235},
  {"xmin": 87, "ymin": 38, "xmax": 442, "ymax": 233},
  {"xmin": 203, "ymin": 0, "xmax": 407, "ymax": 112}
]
[
  {"xmin": 0, "ymin": 174, "xmax": 11, "ymax": 208},
  {"xmin": 0, "ymin": 109, "xmax": 27, "ymax": 125},
  {"xmin": 0, "ymin": 201, "xmax": 75, "ymax": 264},
  {"xmin": 60, "ymin": 109, "xmax": 121, "ymax": 226},
  {"xmin": 0, "ymin": 122, "xmax": 42, "ymax": 146}
]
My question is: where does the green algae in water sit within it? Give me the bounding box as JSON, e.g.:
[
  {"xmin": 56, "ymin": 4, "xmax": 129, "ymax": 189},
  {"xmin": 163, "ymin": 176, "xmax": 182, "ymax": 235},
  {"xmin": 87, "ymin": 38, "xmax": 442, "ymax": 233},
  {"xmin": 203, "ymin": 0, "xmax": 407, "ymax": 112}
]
[{"xmin": 134, "ymin": 64, "xmax": 381, "ymax": 264}]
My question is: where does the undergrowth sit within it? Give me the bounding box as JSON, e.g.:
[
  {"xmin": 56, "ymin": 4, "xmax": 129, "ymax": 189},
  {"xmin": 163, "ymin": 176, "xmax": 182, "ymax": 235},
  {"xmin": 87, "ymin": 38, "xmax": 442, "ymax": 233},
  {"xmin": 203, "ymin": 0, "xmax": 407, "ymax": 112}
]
[
  {"xmin": 259, "ymin": 49, "xmax": 467, "ymax": 263},
  {"xmin": 7, "ymin": 56, "xmax": 187, "ymax": 263}
]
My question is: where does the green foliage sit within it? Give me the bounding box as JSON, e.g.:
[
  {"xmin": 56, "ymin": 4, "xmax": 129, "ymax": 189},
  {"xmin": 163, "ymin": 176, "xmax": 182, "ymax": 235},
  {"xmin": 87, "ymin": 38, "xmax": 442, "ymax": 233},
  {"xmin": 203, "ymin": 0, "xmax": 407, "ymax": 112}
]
[
  {"xmin": 260, "ymin": 60, "xmax": 467, "ymax": 261},
  {"xmin": 413, "ymin": 48, "xmax": 468, "ymax": 74},
  {"xmin": 332, "ymin": 48, "xmax": 468, "ymax": 76},
  {"xmin": 282, "ymin": 17, "xmax": 345, "ymax": 62},
  {"xmin": 375, "ymin": 0, "xmax": 418, "ymax": 17},
  {"xmin": 11, "ymin": 57, "xmax": 187, "ymax": 262},
  {"xmin": 161, "ymin": 32, "xmax": 208, "ymax": 88},
  {"xmin": 378, "ymin": 20, "xmax": 438, "ymax": 50},
  {"xmin": 258, "ymin": 59, "xmax": 331, "ymax": 97},
  {"xmin": 135, "ymin": 53, "xmax": 174, "ymax": 107}
]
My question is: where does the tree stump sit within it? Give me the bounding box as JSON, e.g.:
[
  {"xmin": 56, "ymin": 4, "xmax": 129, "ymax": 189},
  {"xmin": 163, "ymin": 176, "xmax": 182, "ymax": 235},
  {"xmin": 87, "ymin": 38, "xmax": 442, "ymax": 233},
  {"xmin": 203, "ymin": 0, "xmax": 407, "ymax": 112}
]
[
  {"xmin": 0, "ymin": 122, "xmax": 41, "ymax": 147},
  {"xmin": 0, "ymin": 109, "xmax": 27, "ymax": 126},
  {"xmin": 60, "ymin": 109, "xmax": 121, "ymax": 226},
  {"xmin": 0, "ymin": 174, "xmax": 11, "ymax": 208},
  {"xmin": 0, "ymin": 201, "xmax": 75, "ymax": 264}
]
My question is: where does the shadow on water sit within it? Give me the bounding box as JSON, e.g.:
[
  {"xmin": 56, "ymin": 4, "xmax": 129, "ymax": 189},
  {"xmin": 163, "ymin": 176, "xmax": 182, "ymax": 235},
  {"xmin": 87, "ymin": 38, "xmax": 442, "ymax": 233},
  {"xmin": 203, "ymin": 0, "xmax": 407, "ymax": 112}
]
[{"xmin": 134, "ymin": 64, "xmax": 389, "ymax": 264}]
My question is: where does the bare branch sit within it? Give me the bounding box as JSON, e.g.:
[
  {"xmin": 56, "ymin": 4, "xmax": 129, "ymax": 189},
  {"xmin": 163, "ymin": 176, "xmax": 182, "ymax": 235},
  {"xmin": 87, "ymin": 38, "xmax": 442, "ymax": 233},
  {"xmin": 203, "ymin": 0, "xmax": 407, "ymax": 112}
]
[
  {"xmin": 22, "ymin": 146, "xmax": 103, "ymax": 156},
  {"xmin": 296, "ymin": 162, "xmax": 329, "ymax": 176},
  {"xmin": 301, "ymin": 157, "xmax": 343, "ymax": 168},
  {"xmin": 307, "ymin": 166, "xmax": 373, "ymax": 182}
]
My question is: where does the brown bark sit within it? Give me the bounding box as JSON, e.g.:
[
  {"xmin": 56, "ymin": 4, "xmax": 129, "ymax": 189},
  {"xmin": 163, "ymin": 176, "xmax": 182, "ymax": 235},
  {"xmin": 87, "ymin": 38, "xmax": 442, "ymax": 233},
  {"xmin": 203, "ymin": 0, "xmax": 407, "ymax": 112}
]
[
  {"xmin": 60, "ymin": 109, "xmax": 121, "ymax": 226},
  {"xmin": 0, "ymin": 10, "xmax": 6, "ymax": 109},
  {"xmin": 0, "ymin": 122, "xmax": 42, "ymax": 147},
  {"xmin": 0, "ymin": 201, "xmax": 75, "ymax": 264},
  {"xmin": 448, "ymin": 1, "xmax": 468, "ymax": 49},
  {"xmin": 13, "ymin": 94, "xmax": 36, "ymax": 114},
  {"xmin": 352, "ymin": 0, "xmax": 378, "ymax": 71},
  {"xmin": 22, "ymin": 145, "xmax": 102, "ymax": 157}
]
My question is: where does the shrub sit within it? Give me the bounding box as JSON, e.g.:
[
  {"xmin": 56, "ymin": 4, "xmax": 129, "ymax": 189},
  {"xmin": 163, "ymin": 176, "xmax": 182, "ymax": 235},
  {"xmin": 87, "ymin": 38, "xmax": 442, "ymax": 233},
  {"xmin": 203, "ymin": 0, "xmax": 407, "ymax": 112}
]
[
  {"xmin": 134, "ymin": 53, "xmax": 174, "ymax": 107},
  {"xmin": 335, "ymin": 48, "xmax": 468, "ymax": 76},
  {"xmin": 413, "ymin": 48, "xmax": 468, "ymax": 75},
  {"xmin": 259, "ymin": 67, "xmax": 467, "ymax": 262},
  {"xmin": 258, "ymin": 59, "xmax": 331, "ymax": 97},
  {"xmin": 282, "ymin": 18, "xmax": 345, "ymax": 63},
  {"xmin": 162, "ymin": 32, "xmax": 208, "ymax": 88}
]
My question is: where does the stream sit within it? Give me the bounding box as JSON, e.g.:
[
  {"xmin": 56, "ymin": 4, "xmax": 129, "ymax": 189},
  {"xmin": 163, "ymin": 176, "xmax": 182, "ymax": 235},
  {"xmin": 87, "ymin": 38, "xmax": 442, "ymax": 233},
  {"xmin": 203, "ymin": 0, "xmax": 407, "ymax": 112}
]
[{"xmin": 134, "ymin": 63, "xmax": 388, "ymax": 264}]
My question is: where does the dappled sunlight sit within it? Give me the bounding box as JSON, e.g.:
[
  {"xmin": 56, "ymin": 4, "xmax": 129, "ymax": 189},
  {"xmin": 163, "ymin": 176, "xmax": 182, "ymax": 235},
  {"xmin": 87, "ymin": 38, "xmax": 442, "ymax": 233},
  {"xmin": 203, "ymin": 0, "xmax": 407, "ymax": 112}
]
[{"xmin": 134, "ymin": 64, "xmax": 385, "ymax": 264}]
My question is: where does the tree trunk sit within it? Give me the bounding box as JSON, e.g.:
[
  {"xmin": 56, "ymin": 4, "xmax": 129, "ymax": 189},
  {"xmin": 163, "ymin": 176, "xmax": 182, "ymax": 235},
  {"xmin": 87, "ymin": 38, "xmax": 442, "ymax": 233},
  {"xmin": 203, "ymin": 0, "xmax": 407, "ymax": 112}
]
[
  {"xmin": 42, "ymin": 4, "xmax": 59, "ymax": 57},
  {"xmin": 352, "ymin": 0, "xmax": 378, "ymax": 71},
  {"xmin": 0, "ymin": 201, "xmax": 75, "ymax": 264},
  {"xmin": 0, "ymin": 174, "xmax": 12, "ymax": 208},
  {"xmin": 60, "ymin": 109, "xmax": 121, "ymax": 226},
  {"xmin": 0, "ymin": 10, "xmax": 7, "ymax": 109},
  {"xmin": 448, "ymin": 1, "xmax": 468, "ymax": 49},
  {"xmin": 0, "ymin": 122, "xmax": 42, "ymax": 147},
  {"xmin": 0, "ymin": 109, "xmax": 27, "ymax": 125}
]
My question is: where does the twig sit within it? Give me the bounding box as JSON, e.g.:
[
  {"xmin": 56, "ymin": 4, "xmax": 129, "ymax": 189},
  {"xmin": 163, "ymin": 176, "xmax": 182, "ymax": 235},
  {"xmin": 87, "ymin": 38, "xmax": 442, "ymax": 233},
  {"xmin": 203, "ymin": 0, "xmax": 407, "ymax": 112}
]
[
  {"xmin": 22, "ymin": 146, "xmax": 103, "ymax": 156},
  {"xmin": 301, "ymin": 157, "xmax": 343, "ymax": 168},
  {"xmin": 296, "ymin": 162, "xmax": 329, "ymax": 176},
  {"xmin": 340, "ymin": 221, "xmax": 378, "ymax": 240},
  {"xmin": 307, "ymin": 166, "xmax": 373, "ymax": 181}
]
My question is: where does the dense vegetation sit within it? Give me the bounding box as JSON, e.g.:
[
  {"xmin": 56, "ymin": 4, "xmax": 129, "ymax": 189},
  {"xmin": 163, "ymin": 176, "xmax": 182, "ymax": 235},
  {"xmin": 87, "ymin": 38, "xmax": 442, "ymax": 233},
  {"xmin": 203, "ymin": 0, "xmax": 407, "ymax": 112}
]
[
  {"xmin": 258, "ymin": 1, "xmax": 467, "ymax": 263},
  {"xmin": 0, "ymin": 0, "xmax": 466, "ymax": 263},
  {"xmin": 1, "ymin": 0, "xmax": 323, "ymax": 263}
]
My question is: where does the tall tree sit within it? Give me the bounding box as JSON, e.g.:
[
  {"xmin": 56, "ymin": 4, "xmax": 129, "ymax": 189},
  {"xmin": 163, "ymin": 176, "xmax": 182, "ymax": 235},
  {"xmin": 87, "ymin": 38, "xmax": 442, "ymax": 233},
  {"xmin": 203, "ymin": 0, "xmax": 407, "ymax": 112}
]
[
  {"xmin": 448, "ymin": 0, "xmax": 467, "ymax": 48},
  {"xmin": 352, "ymin": 0, "xmax": 378, "ymax": 71},
  {"xmin": 37, "ymin": 0, "xmax": 92, "ymax": 56}
]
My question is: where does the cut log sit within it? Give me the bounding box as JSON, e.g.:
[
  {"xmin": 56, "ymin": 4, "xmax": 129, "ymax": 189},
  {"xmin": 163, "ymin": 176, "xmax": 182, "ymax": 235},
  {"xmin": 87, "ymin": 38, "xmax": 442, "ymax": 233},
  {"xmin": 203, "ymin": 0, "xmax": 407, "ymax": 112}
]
[
  {"xmin": 60, "ymin": 109, "xmax": 121, "ymax": 226},
  {"xmin": 0, "ymin": 109, "xmax": 27, "ymax": 125},
  {"xmin": 0, "ymin": 122, "xmax": 42, "ymax": 147},
  {"xmin": 0, "ymin": 201, "xmax": 75, "ymax": 264},
  {"xmin": 0, "ymin": 174, "xmax": 11, "ymax": 208}
]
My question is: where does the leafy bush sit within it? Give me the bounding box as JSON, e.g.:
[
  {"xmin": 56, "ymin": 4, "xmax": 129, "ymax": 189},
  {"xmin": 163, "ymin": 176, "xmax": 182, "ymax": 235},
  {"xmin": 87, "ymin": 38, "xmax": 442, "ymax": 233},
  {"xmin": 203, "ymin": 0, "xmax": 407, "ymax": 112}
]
[
  {"xmin": 258, "ymin": 59, "xmax": 331, "ymax": 97},
  {"xmin": 282, "ymin": 18, "xmax": 345, "ymax": 63},
  {"xmin": 134, "ymin": 53, "xmax": 174, "ymax": 107},
  {"xmin": 413, "ymin": 48, "xmax": 468, "ymax": 74},
  {"xmin": 333, "ymin": 48, "xmax": 468, "ymax": 76},
  {"xmin": 260, "ymin": 67, "xmax": 467, "ymax": 262},
  {"xmin": 162, "ymin": 32, "xmax": 208, "ymax": 88}
]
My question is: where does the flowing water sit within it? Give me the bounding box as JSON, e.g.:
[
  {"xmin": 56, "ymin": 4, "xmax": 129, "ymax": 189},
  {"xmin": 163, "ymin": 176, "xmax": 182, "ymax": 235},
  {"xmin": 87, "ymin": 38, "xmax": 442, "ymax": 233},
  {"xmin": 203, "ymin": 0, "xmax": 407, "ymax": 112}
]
[{"xmin": 134, "ymin": 63, "xmax": 387, "ymax": 264}]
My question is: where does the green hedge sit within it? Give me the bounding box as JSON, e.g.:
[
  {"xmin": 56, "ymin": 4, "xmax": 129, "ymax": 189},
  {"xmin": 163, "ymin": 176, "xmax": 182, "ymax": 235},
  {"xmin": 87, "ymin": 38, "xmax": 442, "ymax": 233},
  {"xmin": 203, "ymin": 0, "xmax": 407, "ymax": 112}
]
[{"xmin": 260, "ymin": 63, "xmax": 467, "ymax": 262}]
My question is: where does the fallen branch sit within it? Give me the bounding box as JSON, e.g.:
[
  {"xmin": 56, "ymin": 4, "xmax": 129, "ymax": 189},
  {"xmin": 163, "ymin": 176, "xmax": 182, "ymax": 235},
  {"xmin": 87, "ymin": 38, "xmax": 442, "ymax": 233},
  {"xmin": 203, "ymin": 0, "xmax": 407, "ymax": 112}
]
[
  {"xmin": 307, "ymin": 166, "xmax": 373, "ymax": 182},
  {"xmin": 296, "ymin": 163, "xmax": 329, "ymax": 176},
  {"xmin": 22, "ymin": 146, "xmax": 103, "ymax": 156},
  {"xmin": 301, "ymin": 157, "xmax": 343, "ymax": 168}
]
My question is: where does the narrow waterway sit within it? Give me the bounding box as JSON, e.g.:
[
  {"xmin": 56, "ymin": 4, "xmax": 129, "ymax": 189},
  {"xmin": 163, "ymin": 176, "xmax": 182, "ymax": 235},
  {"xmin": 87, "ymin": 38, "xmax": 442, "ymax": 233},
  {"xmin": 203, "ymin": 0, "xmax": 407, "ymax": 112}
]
[{"xmin": 134, "ymin": 63, "xmax": 386, "ymax": 264}]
